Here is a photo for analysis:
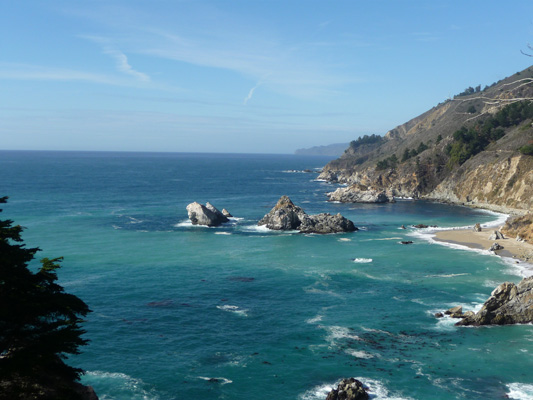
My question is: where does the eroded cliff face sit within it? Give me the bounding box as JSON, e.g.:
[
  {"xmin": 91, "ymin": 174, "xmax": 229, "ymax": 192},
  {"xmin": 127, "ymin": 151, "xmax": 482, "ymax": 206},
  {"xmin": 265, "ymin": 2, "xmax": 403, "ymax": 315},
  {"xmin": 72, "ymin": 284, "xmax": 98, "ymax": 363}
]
[{"xmin": 428, "ymin": 153, "xmax": 533, "ymax": 213}]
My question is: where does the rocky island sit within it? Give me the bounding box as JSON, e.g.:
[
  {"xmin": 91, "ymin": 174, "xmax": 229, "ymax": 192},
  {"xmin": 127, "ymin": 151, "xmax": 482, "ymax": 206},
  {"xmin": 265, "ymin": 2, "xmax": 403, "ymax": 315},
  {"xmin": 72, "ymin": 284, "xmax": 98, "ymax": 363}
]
[
  {"xmin": 258, "ymin": 195, "xmax": 357, "ymax": 234},
  {"xmin": 186, "ymin": 201, "xmax": 231, "ymax": 226}
]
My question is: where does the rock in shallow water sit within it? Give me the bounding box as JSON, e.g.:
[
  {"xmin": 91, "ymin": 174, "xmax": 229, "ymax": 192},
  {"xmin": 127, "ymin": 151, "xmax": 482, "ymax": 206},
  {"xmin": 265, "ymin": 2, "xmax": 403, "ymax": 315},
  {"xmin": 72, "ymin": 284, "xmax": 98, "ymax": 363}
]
[
  {"xmin": 325, "ymin": 378, "xmax": 369, "ymax": 400},
  {"xmin": 186, "ymin": 202, "xmax": 229, "ymax": 226},
  {"xmin": 258, "ymin": 196, "xmax": 356, "ymax": 234},
  {"xmin": 456, "ymin": 276, "xmax": 533, "ymax": 326},
  {"xmin": 327, "ymin": 184, "xmax": 390, "ymax": 203}
]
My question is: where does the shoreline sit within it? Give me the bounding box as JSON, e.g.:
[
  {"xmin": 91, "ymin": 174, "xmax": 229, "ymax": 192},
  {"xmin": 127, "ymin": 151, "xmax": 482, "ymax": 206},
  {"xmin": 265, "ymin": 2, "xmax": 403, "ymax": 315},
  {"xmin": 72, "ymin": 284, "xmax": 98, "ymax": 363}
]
[{"xmin": 433, "ymin": 226, "xmax": 533, "ymax": 265}]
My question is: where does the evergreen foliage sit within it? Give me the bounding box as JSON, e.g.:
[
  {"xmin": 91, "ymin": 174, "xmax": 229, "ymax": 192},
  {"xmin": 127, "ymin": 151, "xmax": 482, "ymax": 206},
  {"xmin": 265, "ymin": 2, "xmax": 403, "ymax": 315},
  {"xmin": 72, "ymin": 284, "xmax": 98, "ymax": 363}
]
[
  {"xmin": 0, "ymin": 197, "xmax": 91, "ymax": 396},
  {"xmin": 519, "ymin": 144, "xmax": 533, "ymax": 155},
  {"xmin": 349, "ymin": 134, "xmax": 383, "ymax": 150},
  {"xmin": 376, "ymin": 154, "xmax": 398, "ymax": 170},
  {"xmin": 446, "ymin": 101, "xmax": 533, "ymax": 166},
  {"xmin": 399, "ymin": 142, "xmax": 429, "ymax": 163}
]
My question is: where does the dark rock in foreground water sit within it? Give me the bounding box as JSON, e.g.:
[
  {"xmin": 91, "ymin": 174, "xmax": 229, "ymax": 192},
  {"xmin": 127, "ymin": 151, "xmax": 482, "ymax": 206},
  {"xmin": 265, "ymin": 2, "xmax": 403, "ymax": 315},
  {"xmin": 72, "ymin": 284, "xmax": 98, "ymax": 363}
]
[
  {"xmin": 457, "ymin": 276, "xmax": 533, "ymax": 326},
  {"xmin": 258, "ymin": 196, "xmax": 357, "ymax": 234},
  {"xmin": 326, "ymin": 378, "xmax": 369, "ymax": 400}
]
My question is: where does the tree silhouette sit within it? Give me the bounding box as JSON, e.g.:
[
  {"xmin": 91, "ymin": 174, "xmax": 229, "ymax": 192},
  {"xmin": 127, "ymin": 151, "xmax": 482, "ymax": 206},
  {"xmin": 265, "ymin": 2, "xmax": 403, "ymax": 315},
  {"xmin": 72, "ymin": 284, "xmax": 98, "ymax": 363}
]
[{"xmin": 0, "ymin": 196, "xmax": 92, "ymax": 399}]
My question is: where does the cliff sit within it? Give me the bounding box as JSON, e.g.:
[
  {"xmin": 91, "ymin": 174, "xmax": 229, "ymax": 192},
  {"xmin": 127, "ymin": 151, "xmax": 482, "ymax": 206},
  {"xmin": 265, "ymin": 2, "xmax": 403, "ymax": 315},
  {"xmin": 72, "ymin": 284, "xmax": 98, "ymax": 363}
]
[{"xmin": 319, "ymin": 66, "xmax": 533, "ymax": 219}]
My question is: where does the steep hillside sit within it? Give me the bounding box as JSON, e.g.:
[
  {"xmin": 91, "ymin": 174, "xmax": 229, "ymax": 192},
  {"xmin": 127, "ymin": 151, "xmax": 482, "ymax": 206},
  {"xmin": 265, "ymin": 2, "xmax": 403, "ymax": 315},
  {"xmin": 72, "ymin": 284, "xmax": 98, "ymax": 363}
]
[{"xmin": 319, "ymin": 66, "xmax": 533, "ymax": 215}]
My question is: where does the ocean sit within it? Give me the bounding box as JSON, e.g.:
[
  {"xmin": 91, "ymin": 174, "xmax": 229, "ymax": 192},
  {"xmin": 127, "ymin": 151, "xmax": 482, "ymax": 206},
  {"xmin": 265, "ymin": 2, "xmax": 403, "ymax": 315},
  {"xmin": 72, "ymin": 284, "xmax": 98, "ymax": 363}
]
[{"xmin": 2, "ymin": 150, "xmax": 532, "ymax": 400}]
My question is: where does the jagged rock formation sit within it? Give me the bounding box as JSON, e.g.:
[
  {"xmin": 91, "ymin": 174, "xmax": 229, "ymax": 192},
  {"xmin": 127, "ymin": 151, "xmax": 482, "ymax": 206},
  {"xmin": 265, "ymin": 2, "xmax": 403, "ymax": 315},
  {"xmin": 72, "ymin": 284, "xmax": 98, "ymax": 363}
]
[
  {"xmin": 325, "ymin": 378, "xmax": 369, "ymax": 400},
  {"xmin": 258, "ymin": 196, "xmax": 357, "ymax": 234},
  {"xmin": 222, "ymin": 208, "xmax": 233, "ymax": 218},
  {"xmin": 488, "ymin": 230, "xmax": 505, "ymax": 240},
  {"xmin": 457, "ymin": 276, "xmax": 533, "ymax": 326},
  {"xmin": 502, "ymin": 213, "xmax": 533, "ymax": 243},
  {"xmin": 474, "ymin": 223, "xmax": 482, "ymax": 232},
  {"xmin": 327, "ymin": 184, "xmax": 391, "ymax": 203},
  {"xmin": 186, "ymin": 202, "xmax": 229, "ymax": 226},
  {"xmin": 489, "ymin": 242, "xmax": 504, "ymax": 252},
  {"xmin": 318, "ymin": 66, "xmax": 533, "ymax": 215}
]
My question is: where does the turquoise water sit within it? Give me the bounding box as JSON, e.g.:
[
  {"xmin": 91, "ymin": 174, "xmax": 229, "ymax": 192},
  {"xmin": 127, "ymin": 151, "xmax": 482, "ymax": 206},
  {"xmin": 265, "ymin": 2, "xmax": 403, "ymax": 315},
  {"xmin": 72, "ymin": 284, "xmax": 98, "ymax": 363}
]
[{"xmin": 2, "ymin": 150, "xmax": 532, "ymax": 400}]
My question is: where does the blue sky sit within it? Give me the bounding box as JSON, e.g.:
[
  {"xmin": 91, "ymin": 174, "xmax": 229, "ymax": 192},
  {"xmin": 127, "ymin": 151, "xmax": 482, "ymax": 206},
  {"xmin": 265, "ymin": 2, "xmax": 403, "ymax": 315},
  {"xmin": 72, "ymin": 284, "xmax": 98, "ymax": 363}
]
[{"xmin": 1, "ymin": 1, "xmax": 533, "ymax": 154}]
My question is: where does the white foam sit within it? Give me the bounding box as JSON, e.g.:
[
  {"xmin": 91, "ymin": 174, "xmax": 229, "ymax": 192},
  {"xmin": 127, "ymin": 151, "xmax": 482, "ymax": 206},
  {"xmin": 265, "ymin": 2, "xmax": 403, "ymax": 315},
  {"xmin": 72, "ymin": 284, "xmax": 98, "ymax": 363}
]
[
  {"xmin": 83, "ymin": 371, "xmax": 159, "ymax": 400},
  {"xmin": 306, "ymin": 314, "xmax": 323, "ymax": 324},
  {"xmin": 361, "ymin": 237, "xmax": 402, "ymax": 241},
  {"xmin": 353, "ymin": 258, "xmax": 373, "ymax": 263},
  {"xmin": 507, "ymin": 383, "xmax": 533, "ymax": 400},
  {"xmin": 175, "ymin": 220, "xmax": 195, "ymax": 227},
  {"xmin": 216, "ymin": 304, "xmax": 248, "ymax": 317},
  {"xmin": 214, "ymin": 232, "xmax": 232, "ymax": 235},
  {"xmin": 241, "ymin": 224, "xmax": 290, "ymax": 233},
  {"xmin": 346, "ymin": 349, "xmax": 375, "ymax": 359},
  {"xmin": 500, "ymin": 256, "xmax": 533, "ymax": 278},
  {"xmin": 424, "ymin": 273, "xmax": 470, "ymax": 278},
  {"xmin": 338, "ymin": 238, "xmax": 351, "ymax": 242},
  {"xmin": 197, "ymin": 376, "xmax": 233, "ymax": 385},
  {"xmin": 323, "ymin": 325, "xmax": 362, "ymax": 344},
  {"xmin": 299, "ymin": 377, "xmax": 412, "ymax": 400}
]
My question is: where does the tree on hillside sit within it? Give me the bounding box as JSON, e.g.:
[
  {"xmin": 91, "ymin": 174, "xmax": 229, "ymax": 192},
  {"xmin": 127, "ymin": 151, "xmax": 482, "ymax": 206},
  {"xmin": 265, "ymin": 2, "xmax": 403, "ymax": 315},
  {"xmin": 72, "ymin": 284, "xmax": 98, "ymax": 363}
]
[{"xmin": 0, "ymin": 196, "xmax": 93, "ymax": 399}]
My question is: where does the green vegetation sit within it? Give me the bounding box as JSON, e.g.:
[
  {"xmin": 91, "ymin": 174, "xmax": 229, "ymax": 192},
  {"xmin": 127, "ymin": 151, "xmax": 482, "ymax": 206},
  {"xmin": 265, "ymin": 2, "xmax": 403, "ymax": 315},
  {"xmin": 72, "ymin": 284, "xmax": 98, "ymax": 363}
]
[
  {"xmin": 376, "ymin": 154, "xmax": 398, "ymax": 170},
  {"xmin": 455, "ymin": 85, "xmax": 481, "ymax": 97},
  {"xmin": 519, "ymin": 144, "xmax": 533, "ymax": 155},
  {"xmin": 446, "ymin": 100, "xmax": 533, "ymax": 166},
  {"xmin": 349, "ymin": 134, "xmax": 383, "ymax": 150},
  {"xmin": 399, "ymin": 141, "xmax": 429, "ymax": 163},
  {"xmin": 0, "ymin": 197, "xmax": 90, "ymax": 398}
]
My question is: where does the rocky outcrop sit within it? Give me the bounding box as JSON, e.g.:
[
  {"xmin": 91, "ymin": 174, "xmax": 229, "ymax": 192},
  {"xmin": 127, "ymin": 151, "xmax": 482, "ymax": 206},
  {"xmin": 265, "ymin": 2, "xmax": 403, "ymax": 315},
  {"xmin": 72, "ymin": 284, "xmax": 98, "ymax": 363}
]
[
  {"xmin": 326, "ymin": 378, "xmax": 369, "ymax": 400},
  {"xmin": 299, "ymin": 213, "xmax": 357, "ymax": 234},
  {"xmin": 502, "ymin": 213, "xmax": 533, "ymax": 244},
  {"xmin": 222, "ymin": 208, "xmax": 233, "ymax": 218},
  {"xmin": 488, "ymin": 230, "xmax": 505, "ymax": 240},
  {"xmin": 327, "ymin": 184, "xmax": 391, "ymax": 203},
  {"xmin": 474, "ymin": 223, "xmax": 482, "ymax": 232},
  {"xmin": 186, "ymin": 202, "xmax": 229, "ymax": 226},
  {"xmin": 489, "ymin": 242, "xmax": 504, "ymax": 252},
  {"xmin": 258, "ymin": 196, "xmax": 306, "ymax": 230},
  {"xmin": 456, "ymin": 276, "xmax": 533, "ymax": 326},
  {"xmin": 258, "ymin": 196, "xmax": 356, "ymax": 234}
]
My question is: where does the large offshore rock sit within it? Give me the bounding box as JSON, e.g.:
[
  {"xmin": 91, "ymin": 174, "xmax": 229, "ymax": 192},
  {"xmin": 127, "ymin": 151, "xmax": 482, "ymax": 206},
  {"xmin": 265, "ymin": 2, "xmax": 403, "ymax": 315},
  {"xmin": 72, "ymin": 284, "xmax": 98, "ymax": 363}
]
[
  {"xmin": 186, "ymin": 202, "xmax": 229, "ymax": 226},
  {"xmin": 457, "ymin": 276, "xmax": 533, "ymax": 326},
  {"xmin": 258, "ymin": 195, "xmax": 307, "ymax": 230},
  {"xmin": 299, "ymin": 213, "xmax": 357, "ymax": 234},
  {"xmin": 325, "ymin": 378, "xmax": 369, "ymax": 400},
  {"xmin": 258, "ymin": 196, "xmax": 356, "ymax": 234},
  {"xmin": 327, "ymin": 184, "xmax": 390, "ymax": 203}
]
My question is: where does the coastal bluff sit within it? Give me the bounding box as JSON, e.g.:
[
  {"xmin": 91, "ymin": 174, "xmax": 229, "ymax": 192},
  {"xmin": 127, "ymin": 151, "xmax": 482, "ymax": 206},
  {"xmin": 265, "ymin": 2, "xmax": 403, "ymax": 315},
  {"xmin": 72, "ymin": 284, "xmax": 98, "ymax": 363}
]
[
  {"xmin": 258, "ymin": 196, "xmax": 357, "ymax": 234},
  {"xmin": 317, "ymin": 66, "xmax": 533, "ymax": 216}
]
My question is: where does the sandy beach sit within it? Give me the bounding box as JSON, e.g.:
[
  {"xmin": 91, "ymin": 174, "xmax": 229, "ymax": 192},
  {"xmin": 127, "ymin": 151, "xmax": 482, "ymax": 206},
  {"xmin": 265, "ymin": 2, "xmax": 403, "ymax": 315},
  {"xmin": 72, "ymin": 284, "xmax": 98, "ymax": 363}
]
[{"xmin": 434, "ymin": 227, "xmax": 533, "ymax": 263}]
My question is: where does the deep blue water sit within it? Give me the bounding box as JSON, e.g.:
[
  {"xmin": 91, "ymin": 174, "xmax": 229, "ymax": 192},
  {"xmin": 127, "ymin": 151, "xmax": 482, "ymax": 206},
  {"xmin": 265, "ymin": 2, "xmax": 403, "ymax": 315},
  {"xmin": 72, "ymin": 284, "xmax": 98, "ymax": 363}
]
[{"xmin": 2, "ymin": 150, "xmax": 532, "ymax": 400}]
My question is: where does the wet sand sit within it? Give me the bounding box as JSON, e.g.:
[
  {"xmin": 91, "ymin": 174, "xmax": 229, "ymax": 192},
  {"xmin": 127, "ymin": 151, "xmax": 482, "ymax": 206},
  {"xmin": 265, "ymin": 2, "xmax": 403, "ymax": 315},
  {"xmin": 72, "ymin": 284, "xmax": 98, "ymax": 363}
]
[{"xmin": 434, "ymin": 227, "xmax": 533, "ymax": 262}]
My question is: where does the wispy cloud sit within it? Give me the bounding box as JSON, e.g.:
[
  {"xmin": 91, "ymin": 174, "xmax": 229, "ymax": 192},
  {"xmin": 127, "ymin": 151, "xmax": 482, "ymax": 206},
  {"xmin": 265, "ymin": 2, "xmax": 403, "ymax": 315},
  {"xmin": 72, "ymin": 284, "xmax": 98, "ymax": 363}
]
[
  {"xmin": 103, "ymin": 48, "xmax": 150, "ymax": 82},
  {"xmin": 243, "ymin": 74, "xmax": 271, "ymax": 105},
  {"xmin": 81, "ymin": 35, "xmax": 150, "ymax": 82},
  {"xmin": 0, "ymin": 62, "xmax": 115, "ymax": 84}
]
